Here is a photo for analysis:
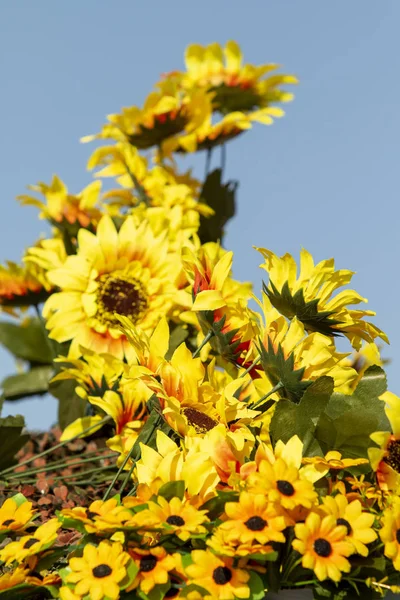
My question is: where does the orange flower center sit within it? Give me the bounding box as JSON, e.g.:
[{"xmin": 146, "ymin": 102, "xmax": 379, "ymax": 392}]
[
  {"xmin": 313, "ymin": 538, "xmax": 332, "ymax": 557},
  {"xmin": 97, "ymin": 273, "xmax": 148, "ymax": 327},
  {"xmin": 92, "ymin": 564, "xmax": 112, "ymax": 578},
  {"xmin": 212, "ymin": 566, "xmax": 232, "ymax": 585}
]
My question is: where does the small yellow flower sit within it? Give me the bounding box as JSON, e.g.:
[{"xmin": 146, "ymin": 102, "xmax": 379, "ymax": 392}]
[
  {"xmin": 0, "ymin": 497, "xmax": 35, "ymax": 534},
  {"xmin": 319, "ymin": 494, "xmax": 377, "ymax": 556},
  {"xmin": 60, "ymin": 498, "xmax": 133, "ymax": 534},
  {"xmin": 145, "ymin": 496, "xmax": 209, "ymax": 541},
  {"xmin": 303, "ymin": 451, "xmax": 369, "ymax": 472},
  {"xmin": 369, "ymin": 391, "xmax": 400, "ymax": 491},
  {"xmin": 380, "ymin": 499, "xmax": 400, "ymax": 570},
  {"xmin": 0, "ymin": 566, "xmax": 28, "ymax": 591},
  {"xmin": 127, "ymin": 546, "xmax": 176, "ymax": 595},
  {"xmin": 66, "ymin": 541, "xmax": 131, "ymax": 600},
  {"xmin": 0, "ymin": 518, "xmax": 60, "ymax": 565},
  {"xmin": 293, "ymin": 512, "xmax": 354, "ymax": 582},
  {"xmin": 185, "ymin": 550, "xmax": 250, "ymax": 600}
]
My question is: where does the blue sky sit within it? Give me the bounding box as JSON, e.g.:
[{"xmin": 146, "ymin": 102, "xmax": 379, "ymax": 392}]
[{"xmin": 1, "ymin": 1, "xmax": 399, "ymax": 429}]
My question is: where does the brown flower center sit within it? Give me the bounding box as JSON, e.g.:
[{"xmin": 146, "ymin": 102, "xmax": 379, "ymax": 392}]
[
  {"xmin": 384, "ymin": 439, "xmax": 400, "ymax": 473},
  {"xmin": 92, "ymin": 564, "xmax": 112, "ymax": 578},
  {"xmin": 183, "ymin": 407, "xmax": 217, "ymax": 433},
  {"xmin": 2, "ymin": 519, "xmax": 15, "ymax": 527},
  {"xmin": 212, "ymin": 566, "xmax": 233, "ymax": 585},
  {"xmin": 166, "ymin": 515, "xmax": 185, "ymax": 527},
  {"xmin": 97, "ymin": 273, "xmax": 148, "ymax": 327},
  {"xmin": 337, "ymin": 518, "xmax": 352, "ymax": 535},
  {"xmin": 87, "ymin": 510, "xmax": 99, "ymax": 519},
  {"xmin": 139, "ymin": 555, "xmax": 158, "ymax": 572},
  {"xmin": 244, "ymin": 516, "xmax": 267, "ymax": 531},
  {"xmin": 313, "ymin": 538, "xmax": 332, "ymax": 557},
  {"xmin": 277, "ymin": 480, "xmax": 295, "ymax": 496},
  {"xmin": 23, "ymin": 537, "xmax": 39, "ymax": 549},
  {"xmin": 396, "ymin": 529, "xmax": 400, "ymax": 544}
]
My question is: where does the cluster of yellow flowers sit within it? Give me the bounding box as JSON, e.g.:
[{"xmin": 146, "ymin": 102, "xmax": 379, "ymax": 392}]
[{"xmin": 0, "ymin": 41, "xmax": 399, "ymax": 599}]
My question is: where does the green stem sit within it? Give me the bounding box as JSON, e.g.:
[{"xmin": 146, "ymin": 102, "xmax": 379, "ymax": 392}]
[
  {"xmin": 204, "ymin": 148, "xmax": 212, "ymax": 180},
  {"xmin": 62, "ymin": 228, "xmax": 76, "ymax": 256},
  {"xmin": 239, "ymin": 355, "xmax": 261, "ymax": 378},
  {"xmin": 249, "ymin": 381, "xmax": 284, "ymax": 410},
  {"xmin": 0, "ymin": 416, "xmax": 112, "ymax": 477},
  {"xmin": 220, "ymin": 144, "xmax": 226, "ymax": 176},
  {"xmin": 6, "ymin": 452, "xmax": 117, "ymax": 479},
  {"xmin": 192, "ymin": 330, "xmax": 214, "ymax": 359},
  {"xmin": 103, "ymin": 441, "xmax": 139, "ymax": 501}
]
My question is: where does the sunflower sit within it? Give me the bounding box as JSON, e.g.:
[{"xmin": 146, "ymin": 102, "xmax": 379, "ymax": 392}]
[
  {"xmin": 65, "ymin": 540, "xmax": 132, "ymax": 600},
  {"xmin": 0, "ymin": 261, "xmax": 50, "ymax": 313},
  {"xmin": 292, "ymin": 512, "xmax": 354, "ymax": 582},
  {"xmin": 207, "ymin": 526, "xmax": 274, "ymax": 558},
  {"xmin": 60, "ymin": 498, "xmax": 133, "ymax": 534},
  {"xmin": 179, "ymin": 41, "xmax": 297, "ymax": 114},
  {"xmin": 380, "ymin": 499, "xmax": 400, "ymax": 570},
  {"xmin": 43, "ymin": 214, "xmax": 184, "ymax": 359},
  {"xmin": 0, "ymin": 518, "xmax": 60, "ymax": 565},
  {"xmin": 82, "ymin": 80, "xmax": 210, "ymax": 151},
  {"xmin": 246, "ymin": 457, "xmax": 318, "ymax": 513},
  {"xmin": 127, "ymin": 546, "xmax": 176, "ymax": 595},
  {"xmin": 145, "ymin": 496, "xmax": 209, "ymax": 541},
  {"xmin": 369, "ymin": 391, "xmax": 400, "ymax": 491},
  {"xmin": 0, "ymin": 497, "xmax": 35, "ymax": 534},
  {"xmin": 18, "ymin": 176, "xmax": 102, "ymax": 232},
  {"xmin": 185, "ymin": 550, "xmax": 250, "ymax": 600},
  {"xmin": 303, "ymin": 451, "xmax": 369, "ymax": 474},
  {"xmin": 257, "ymin": 247, "xmax": 388, "ymax": 350},
  {"xmin": 0, "ymin": 566, "xmax": 28, "ymax": 591},
  {"xmin": 220, "ymin": 491, "xmax": 286, "ymax": 545},
  {"xmin": 319, "ymin": 494, "xmax": 377, "ymax": 556}
]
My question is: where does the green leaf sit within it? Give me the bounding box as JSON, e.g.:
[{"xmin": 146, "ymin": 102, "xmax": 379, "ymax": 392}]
[
  {"xmin": 248, "ymin": 571, "xmax": 266, "ymax": 600},
  {"xmin": 258, "ymin": 337, "xmax": 312, "ymax": 404},
  {"xmin": 0, "ymin": 318, "xmax": 54, "ymax": 364},
  {"xmin": 1, "ymin": 365, "xmax": 53, "ymax": 401},
  {"xmin": 49, "ymin": 378, "xmax": 87, "ymax": 430},
  {"xmin": 198, "ymin": 168, "xmax": 236, "ymax": 244},
  {"xmin": 0, "ymin": 415, "xmax": 28, "ymax": 471},
  {"xmin": 138, "ymin": 582, "xmax": 171, "ymax": 600},
  {"xmin": 265, "ymin": 280, "xmax": 343, "ymax": 337},
  {"xmin": 166, "ymin": 325, "xmax": 189, "ymax": 360},
  {"xmin": 199, "ymin": 490, "xmax": 239, "ymax": 520},
  {"xmin": 158, "ymin": 480, "xmax": 185, "ymax": 501},
  {"xmin": 270, "ymin": 377, "xmax": 334, "ymax": 455},
  {"xmin": 0, "ymin": 585, "xmax": 53, "ymax": 599},
  {"xmin": 314, "ymin": 366, "xmax": 389, "ymax": 459}
]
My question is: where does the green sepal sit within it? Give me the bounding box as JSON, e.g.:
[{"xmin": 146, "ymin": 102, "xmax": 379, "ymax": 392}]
[{"xmin": 198, "ymin": 168, "xmax": 236, "ymax": 244}]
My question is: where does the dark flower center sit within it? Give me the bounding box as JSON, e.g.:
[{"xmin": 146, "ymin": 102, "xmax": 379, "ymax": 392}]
[
  {"xmin": 97, "ymin": 273, "xmax": 148, "ymax": 326},
  {"xmin": 244, "ymin": 516, "xmax": 267, "ymax": 531},
  {"xmin": 92, "ymin": 564, "xmax": 112, "ymax": 578},
  {"xmin": 165, "ymin": 586, "xmax": 180, "ymax": 598},
  {"xmin": 183, "ymin": 407, "xmax": 217, "ymax": 433},
  {"xmin": 23, "ymin": 537, "xmax": 39, "ymax": 549},
  {"xmin": 313, "ymin": 538, "xmax": 332, "ymax": 557},
  {"xmin": 87, "ymin": 511, "xmax": 99, "ymax": 520},
  {"xmin": 166, "ymin": 515, "xmax": 185, "ymax": 527},
  {"xmin": 277, "ymin": 480, "xmax": 295, "ymax": 496},
  {"xmin": 384, "ymin": 439, "xmax": 400, "ymax": 473},
  {"xmin": 337, "ymin": 518, "xmax": 352, "ymax": 535},
  {"xmin": 396, "ymin": 529, "xmax": 400, "ymax": 544},
  {"xmin": 212, "ymin": 566, "xmax": 233, "ymax": 585},
  {"xmin": 2, "ymin": 519, "xmax": 15, "ymax": 527},
  {"xmin": 139, "ymin": 555, "xmax": 158, "ymax": 572}
]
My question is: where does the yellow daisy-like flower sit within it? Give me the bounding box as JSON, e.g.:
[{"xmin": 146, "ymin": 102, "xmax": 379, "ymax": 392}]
[
  {"xmin": 127, "ymin": 546, "xmax": 176, "ymax": 595},
  {"xmin": 0, "ymin": 497, "xmax": 35, "ymax": 534},
  {"xmin": 145, "ymin": 496, "xmax": 209, "ymax": 541},
  {"xmin": 0, "ymin": 566, "xmax": 28, "ymax": 591},
  {"xmin": 83, "ymin": 80, "xmax": 210, "ymax": 151},
  {"xmin": 180, "ymin": 41, "xmax": 297, "ymax": 114},
  {"xmin": 207, "ymin": 526, "xmax": 274, "ymax": 558},
  {"xmin": 220, "ymin": 491, "xmax": 286, "ymax": 545},
  {"xmin": 293, "ymin": 512, "xmax": 354, "ymax": 582},
  {"xmin": 380, "ymin": 499, "xmax": 400, "ymax": 570},
  {"xmin": 257, "ymin": 247, "xmax": 388, "ymax": 350},
  {"xmin": 0, "ymin": 518, "xmax": 60, "ymax": 565},
  {"xmin": 303, "ymin": 451, "xmax": 369, "ymax": 473},
  {"xmin": 0, "ymin": 261, "xmax": 50, "ymax": 313},
  {"xmin": 247, "ymin": 456, "xmax": 318, "ymax": 512},
  {"xmin": 18, "ymin": 176, "xmax": 102, "ymax": 231},
  {"xmin": 43, "ymin": 214, "xmax": 184, "ymax": 359},
  {"xmin": 369, "ymin": 391, "xmax": 400, "ymax": 491},
  {"xmin": 185, "ymin": 550, "xmax": 250, "ymax": 600},
  {"xmin": 319, "ymin": 494, "xmax": 377, "ymax": 557},
  {"xmin": 66, "ymin": 540, "xmax": 131, "ymax": 600},
  {"xmin": 60, "ymin": 498, "xmax": 132, "ymax": 534}
]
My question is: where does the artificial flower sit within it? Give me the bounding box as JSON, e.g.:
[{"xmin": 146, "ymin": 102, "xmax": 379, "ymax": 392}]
[
  {"xmin": 185, "ymin": 550, "xmax": 250, "ymax": 600},
  {"xmin": 0, "ymin": 497, "xmax": 35, "ymax": 534},
  {"xmin": 369, "ymin": 391, "xmax": 400, "ymax": 491}
]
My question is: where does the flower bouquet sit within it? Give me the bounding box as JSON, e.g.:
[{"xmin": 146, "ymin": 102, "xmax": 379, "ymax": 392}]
[{"xmin": 0, "ymin": 41, "xmax": 399, "ymax": 600}]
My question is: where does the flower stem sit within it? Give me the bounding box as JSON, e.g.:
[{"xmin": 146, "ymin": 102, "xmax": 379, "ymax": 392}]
[
  {"xmin": 6, "ymin": 452, "xmax": 117, "ymax": 479},
  {"xmin": 239, "ymin": 355, "xmax": 261, "ymax": 377},
  {"xmin": 249, "ymin": 381, "xmax": 284, "ymax": 410},
  {"xmin": 192, "ymin": 330, "xmax": 214, "ymax": 358}
]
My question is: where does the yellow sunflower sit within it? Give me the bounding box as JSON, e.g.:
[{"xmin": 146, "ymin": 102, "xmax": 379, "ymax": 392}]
[
  {"xmin": 369, "ymin": 391, "xmax": 400, "ymax": 491},
  {"xmin": 0, "ymin": 261, "xmax": 50, "ymax": 313},
  {"xmin": 185, "ymin": 550, "xmax": 250, "ymax": 600},
  {"xmin": 220, "ymin": 491, "xmax": 286, "ymax": 545},
  {"xmin": 127, "ymin": 546, "xmax": 176, "ymax": 595},
  {"xmin": 145, "ymin": 496, "xmax": 209, "ymax": 541},
  {"xmin": 0, "ymin": 566, "xmax": 28, "ymax": 591},
  {"xmin": 257, "ymin": 247, "xmax": 388, "ymax": 350},
  {"xmin": 0, "ymin": 518, "xmax": 60, "ymax": 565},
  {"xmin": 18, "ymin": 176, "xmax": 102, "ymax": 231},
  {"xmin": 380, "ymin": 499, "xmax": 400, "ymax": 570},
  {"xmin": 292, "ymin": 512, "xmax": 354, "ymax": 582},
  {"xmin": 0, "ymin": 497, "xmax": 35, "ymax": 534},
  {"xmin": 43, "ymin": 215, "xmax": 184, "ymax": 359},
  {"xmin": 66, "ymin": 540, "xmax": 132, "ymax": 600},
  {"xmin": 61, "ymin": 498, "xmax": 133, "ymax": 534},
  {"xmin": 303, "ymin": 451, "xmax": 369, "ymax": 474},
  {"xmin": 207, "ymin": 526, "xmax": 274, "ymax": 558},
  {"xmin": 319, "ymin": 494, "xmax": 377, "ymax": 556},
  {"xmin": 179, "ymin": 40, "xmax": 297, "ymax": 114}
]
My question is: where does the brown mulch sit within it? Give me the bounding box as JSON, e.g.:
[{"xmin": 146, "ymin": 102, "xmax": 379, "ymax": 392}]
[{"xmin": 0, "ymin": 427, "xmax": 119, "ymax": 524}]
